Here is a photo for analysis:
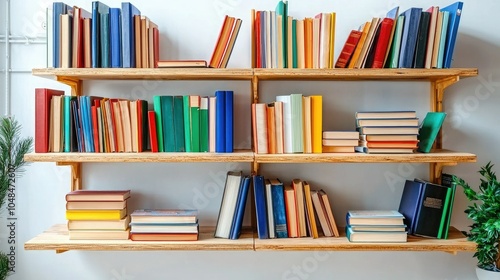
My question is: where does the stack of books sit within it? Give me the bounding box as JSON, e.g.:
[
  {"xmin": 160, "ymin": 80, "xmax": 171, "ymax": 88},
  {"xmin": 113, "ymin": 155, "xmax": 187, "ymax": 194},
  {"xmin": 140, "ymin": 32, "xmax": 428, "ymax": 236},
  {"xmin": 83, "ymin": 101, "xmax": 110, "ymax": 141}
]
[
  {"xmin": 345, "ymin": 210, "xmax": 407, "ymax": 243},
  {"xmin": 322, "ymin": 131, "xmax": 359, "ymax": 153},
  {"xmin": 130, "ymin": 209, "xmax": 199, "ymax": 241},
  {"xmin": 335, "ymin": 2, "xmax": 464, "ymax": 69},
  {"xmin": 49, "ymin": 2, "xmax": 159, "ymax": 68},
  {"xmin": 355, "ymin": 111, "xmax": 419, "ymax": 154},
  {"xmin": 65, "ymin": 190, "xmax": 131, "ymax": 240}
]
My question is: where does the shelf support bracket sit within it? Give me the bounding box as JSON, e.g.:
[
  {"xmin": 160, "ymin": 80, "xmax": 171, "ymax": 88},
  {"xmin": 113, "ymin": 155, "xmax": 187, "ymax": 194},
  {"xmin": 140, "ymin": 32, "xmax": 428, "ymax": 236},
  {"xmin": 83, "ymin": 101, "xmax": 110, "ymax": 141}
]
[
  {"xmin": 57, "ymin": 77, "xmax": 82, "ymax": 96},
  {"xmin": 56, "ymin": 162, "xmax": 82, "ymax": 191},
  {"xmin": 430, "ymin": 162, "xmax": 457, "ymax": 184},
  {"xmin": 55, "ymin": 249, "xmax": 68, "ymax": 254}
]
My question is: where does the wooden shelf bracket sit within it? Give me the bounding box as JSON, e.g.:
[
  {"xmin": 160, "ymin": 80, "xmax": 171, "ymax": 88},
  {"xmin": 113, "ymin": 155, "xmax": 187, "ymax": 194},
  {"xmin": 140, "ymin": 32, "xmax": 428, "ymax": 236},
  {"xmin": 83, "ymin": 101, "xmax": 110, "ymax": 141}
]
[
  {"xmin": 57, "ymin": 77, "xmax": 83, "ymax": 96},
  {"xmin": 56, "ymin": 162, "xmax": 82, "ymax": 191}
]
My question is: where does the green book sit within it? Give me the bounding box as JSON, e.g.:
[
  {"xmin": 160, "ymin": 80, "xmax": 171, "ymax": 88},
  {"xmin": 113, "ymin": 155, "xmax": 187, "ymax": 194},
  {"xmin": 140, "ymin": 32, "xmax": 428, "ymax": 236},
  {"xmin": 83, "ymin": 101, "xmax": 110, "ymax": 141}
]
[
  {"xmin": 199, "ymin": 97, "xmax": 209, "ymax": 152},
  {"xmin": 173, "ymin": 96, "xmax": 185, "ymax": 152},
  {"xmin": 436, "ymin": 11, "xmax": 450, "ymax": 69},
  {"xmin": 153, "ymin": 96, "xmax": 164, "ymax": 152},
  {"xmin": 441, "ymin": 173, "xmax": 457, "ymax": 239},
  {"xmin": 290, "ymin": 94, "xmax": 303, "ymax": 153},
  {"xmin": 183, "ymin": 96, "xmax": 192, "ymax": 152},
  {"xmin": 437, "ymin": 186, "xmax": 452, "ymax": 239},
  {"xmin": 190, "ymin": 96, "xmax": 200, "ymax": 152},
  {"xmin": 386, "ymin": 15, "xmax": 405, "ymax": 68},
  {"xmin": 161, "ymin": 96, "xmax": 175, "ymax": 152},
  {"xmin": 292, "ymin": 19, "xmax": 297, "ymax": 68},
  {"xmin": 418, "ymin": 112, "xmax": 447, "ymax": 153}
]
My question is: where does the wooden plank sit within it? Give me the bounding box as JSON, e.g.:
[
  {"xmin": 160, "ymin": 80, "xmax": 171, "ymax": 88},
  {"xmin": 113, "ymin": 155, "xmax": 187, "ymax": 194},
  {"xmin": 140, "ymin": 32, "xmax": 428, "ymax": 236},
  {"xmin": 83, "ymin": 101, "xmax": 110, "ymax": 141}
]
[
  {"xmin": 24, "ymin": 150, "xmax": 254, "ymax": 163},
  {"xmin": 25, "ymin": 224, "xmax": 254, "ymax": 251},
  {"xmin": 254, "ymin": 68, "xmax": 478, "ymax": 81},
  {"xmin": 32, "ymin": 68, "xmax": 254, "ymax": 81},
  {"xmin": 255, "ymin": 150, "xmax": 476, "ymax": 163},
  {"xmin": 254, "ymin": 227, "xmax": 476, "ymax": 252}
]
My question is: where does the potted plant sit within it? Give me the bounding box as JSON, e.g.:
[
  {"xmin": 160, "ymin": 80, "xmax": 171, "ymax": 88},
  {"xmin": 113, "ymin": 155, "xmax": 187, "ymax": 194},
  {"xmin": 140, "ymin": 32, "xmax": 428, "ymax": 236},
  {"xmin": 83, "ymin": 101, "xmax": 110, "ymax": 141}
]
[
  {"xmin": 0, "ymin": 116, "xmax": 33, "ymax": 279},
  {"xmin": 453, "ymin": 162, "xmax": 500, "ymax": 279}
]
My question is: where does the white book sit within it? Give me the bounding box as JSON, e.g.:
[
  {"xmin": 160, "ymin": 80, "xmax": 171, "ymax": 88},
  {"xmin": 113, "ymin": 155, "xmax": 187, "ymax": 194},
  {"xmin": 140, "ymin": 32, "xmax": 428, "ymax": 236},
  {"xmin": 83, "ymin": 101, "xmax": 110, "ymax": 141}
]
[
  {"xmin": 214, "ymin": 171, "xmax": 242, "ymax": 239},
  {"xmin": 265, "ymin": 179, "xmax": 275, "ymax": 238},
  {"xmin": 276, "ymin": 95, "xmax": 292, "ymax": 153},
  {"xmin": 319, "ymin": 13, "xmax": 331, "ymax": 69}
]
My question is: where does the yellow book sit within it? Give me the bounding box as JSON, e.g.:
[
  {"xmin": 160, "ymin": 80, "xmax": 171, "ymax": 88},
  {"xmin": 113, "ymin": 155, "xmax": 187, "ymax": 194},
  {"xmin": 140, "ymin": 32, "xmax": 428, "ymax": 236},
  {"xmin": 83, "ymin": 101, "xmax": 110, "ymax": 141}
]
[
  {"xmin": 311, "ymin": 95, "xmax": 323, "ymax": 153},
  {"xmin": 303, "ymin": 181, "xmax": 319, "ymax": 238},
  {"xmin": 66, "ymin": 208, "xmax": 127, "ymax": 220},
  {"xmin": 329, "ymin": 12, "xmax": 336, "ymax": 68},
  {"xmin": 348, "ymin": 21, "xmax": 371, "ymax": 69}
]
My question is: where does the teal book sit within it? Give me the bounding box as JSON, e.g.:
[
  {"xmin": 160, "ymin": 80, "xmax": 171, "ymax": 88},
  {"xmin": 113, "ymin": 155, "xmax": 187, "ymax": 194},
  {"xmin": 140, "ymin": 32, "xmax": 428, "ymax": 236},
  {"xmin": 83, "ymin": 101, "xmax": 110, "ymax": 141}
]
[
  {"xmin": 173, "ymin": 96, "xmax": 185, "ymax": 152},
  {"xmin": 100, "ymin": 13, "xmax": 110, "ymax": 68},
  {"xmin": 436, "ymin": 11, "xmax": 450, "ymax": 69},
  {"xmin": 290, "ymin": 94, "xmax": 303, "ymax": 153},
  {"xmin": 386, "ymin": 15, "xmax": 404, "ymax": 68},
  {"xmin": 183, "ymin": 96, "xmax": 192, "ymax": 152},
  {"xmin": 161, "ymin": 96, "xmax": 175, "ymax": 152},
  {"xmin": 199, "ymin": 97, "xmax": 209, "ymax": 152},
  {"xmin": 276, "ymin": 0, "xmax": 288, "ymax": 68},
  {"xmin": 153, "ymin": 96, "xmax": 164, "ymax": 152},
  {"xmin": 417, "ymin": 112, "xmax": 446, "ymax": 153}
]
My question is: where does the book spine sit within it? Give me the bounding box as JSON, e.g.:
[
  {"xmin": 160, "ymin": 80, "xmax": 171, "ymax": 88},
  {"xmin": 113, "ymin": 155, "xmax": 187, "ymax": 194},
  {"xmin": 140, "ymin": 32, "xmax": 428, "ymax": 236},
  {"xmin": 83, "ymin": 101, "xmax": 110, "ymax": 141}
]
[
  {"xmin": 215, "ymin": 91, "xmax": 225, "ymax": 152},
  {"xmin": 183, "ymin": 96, "xmax": 192, "ymax": 152},
  {"xmin": 224, "ymin": 91, "xmax": 233, "ymax": 152},
  {"xmin": 153, "ymin": 96, "xmax": 164, "ymax": 152}
]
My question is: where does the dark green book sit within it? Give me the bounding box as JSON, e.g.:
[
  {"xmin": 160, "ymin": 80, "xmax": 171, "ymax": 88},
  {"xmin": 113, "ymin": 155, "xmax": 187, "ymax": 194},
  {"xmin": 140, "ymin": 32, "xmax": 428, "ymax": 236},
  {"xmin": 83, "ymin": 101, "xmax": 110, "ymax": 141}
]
[
  {"xmin": 173, "ymin": 96, "xmax": 185, "ymax": 152},
  {"xmin": 199, "ymin": 97, "xmax": 209, "ymax": 152},
  {"xmin": 190, "ymin": 96, "xmax": 200, "ymax": 152},
  {"xmin": 161, "ymin": 96, "xmax": 175, "ymax": 152},
  {"xmin": 441, "ymin": 173, "xmax": 457, "ymax": 239},
  {"xmin": 183, "ymin": 96, "xmax": 192, "ymax": 152},
  {"xmin": 437, "ymin": 186, "xmax": 452, "ymax": 239},
  {"xmin": 417, "ymin": 112, "xmax": 447, "ymax": 153},
  {"xmin": 413, "ymin": 11, "xmax": 431, "ymax": 68},
  {"xmin": 153, "ymin": 96, "xmax": 164, "ymax": 152}
]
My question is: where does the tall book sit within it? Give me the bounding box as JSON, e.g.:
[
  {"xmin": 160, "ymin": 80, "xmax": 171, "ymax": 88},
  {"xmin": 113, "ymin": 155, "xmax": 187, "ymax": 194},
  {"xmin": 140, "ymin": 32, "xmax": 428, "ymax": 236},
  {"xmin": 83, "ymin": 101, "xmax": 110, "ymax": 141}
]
[
  {"xmin": 52, "ymin": 2, "xmax": 73, "ymax": 68},
  {"xmin": 225, "ymin": 91, "xmax": 234, "ymax": 152},
  {"xmin": 91, "ymin": 1, "xmax": 110, "ymax": 68},
  {"xmin": 386, "ymin": 15, "xmax": 405, "ymax": 68},
  {"xmin": 152, "ymin": 96, "xmax": 164, "ymax": 152},
  {"xmin": 413, "ymin": 12, "xmax": 431, "ymax": 68},
  {"xmin": 440, "ymin": 173, "xmax": 457, "ymax": 239},
  {"xmin": 110, "ymin": 8, "xmax": 122, "ymax": 68},
  {"xmin": 121, "ymin": 2, "xmax": 140, "ymax": 68},
  {"xmin": 229, "ymin": 176, "xmax": 251, "ymax": 240},
  {"xmin": 290, "ymin": 94, "xmax": 303, "ymax": 153},
  {"xmin": 412, "ymin": 180, "xmax": 450, "ymax": 238},
  {"xmin": 424, "ymin": 6, "xmax": 439, "ymax": 69},
  {"xmin": 183, "ymin": 96, "xmax": 192, "ymax": 152},
  {"xmin": 215, "ymin": 91, "xmax": 225, "ymax": 152},
  {"xmin": 173, "ymin": 96, "xmax": 185, "ymax": 152},
  {"xmin": 253, "ymin": 175, "xmax": 269, "ymax": 239},
  {"xmin": 265, "ymin": 179, "xmax": 275, "ymax": 238},
  {"xmin": 190, "ymin": 96, "xmax": 201, "ymax": 152},
  {"xmin": 199, "ymin": 97, "xmax": 209, "ymax": 152},
  {"xmin": 276, "ymin": 95, "xmax": 292, "ymax": 153},
  {"xmin": 35, "ymin": 88, "xmax": 65, "ymax": 153},
  {"xmin": 398, "ymin": 8, "xmax": 422, "ymax": 68},
  {"xmin": 441, "ymin": 2, "xmax": 464, "ymax": 68},
  {"xmin": 214, "ymin": 171, "xmax": 242, "ymax": 239},
  {"xmin": 270, "ymin": 179, "xmax": 288, "ymax": 238}
]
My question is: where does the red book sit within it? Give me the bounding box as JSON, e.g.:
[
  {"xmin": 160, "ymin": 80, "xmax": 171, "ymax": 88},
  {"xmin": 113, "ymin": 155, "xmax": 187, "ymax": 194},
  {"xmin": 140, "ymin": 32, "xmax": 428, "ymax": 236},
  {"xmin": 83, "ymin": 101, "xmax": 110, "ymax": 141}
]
[
  {"xmin": 335, "ymin": 30, "xmax": 362, "ymax": 68},
  {"xmin": 371, "ymin": 18, "xmax": 395, "ymax": 68},
  {"xmin": 209, "ymin": 15, "xmax": 235, "ymax": 68},
  {"xmin": 255, "ymin": 11, "xmax": 262, "ymax": 68},
  {"xmin": 91, "ymin": 105, "xmax": 99, "ymax": 152},
  {"xmin": 148, "ymin": 111, "xmax": 158, "ymax": 153},
  {"xmin": 137, "ymin": 100, "xmax": 143, "ymax": 152},
  {"xmin": 35, "ymin": 88, "xmax": 65, "ymax": 153}
]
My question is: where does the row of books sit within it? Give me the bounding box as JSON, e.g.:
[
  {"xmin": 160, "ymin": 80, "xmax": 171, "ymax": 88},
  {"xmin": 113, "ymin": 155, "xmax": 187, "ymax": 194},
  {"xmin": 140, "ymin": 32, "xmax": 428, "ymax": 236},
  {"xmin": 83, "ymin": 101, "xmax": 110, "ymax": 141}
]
[
  {"xmin": 252, "ymin": 94, "xmax": 323, "ymax": 154},
  {"xmin": 337, "ymin": 2, "xmax": 463, "ymax": 69},
  {"xmin": 65, "ymin": 190, "xmax": 131, "ymax": 240},
  {"xmin": 398, "ymin": 174, "xmax": 457, "ymax": 239},
  {"xmin": 214, "ymin": 171, "xmax": 340, "ymax": 240},
  {"xmin": 49, "ymin": 2, "xmax": 159, "ymax": 68},
  {"xmin": 252, "ymin": 0, "xmax": 336, "ymax": 69},
  {"xmin": 345, "ymin": 210, "xmax": 407, "ymax": 243},
  {"xmin": 34, "ymin": 88, "xmax": 234, "ymax": 153}
]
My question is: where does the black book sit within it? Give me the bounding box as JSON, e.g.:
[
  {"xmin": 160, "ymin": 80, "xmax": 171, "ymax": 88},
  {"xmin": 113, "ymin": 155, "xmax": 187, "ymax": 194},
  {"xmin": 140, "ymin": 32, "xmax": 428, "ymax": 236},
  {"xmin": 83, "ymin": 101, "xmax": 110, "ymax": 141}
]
[
  {"xmin": 412, "ymin": 179, "xmax": 449, "ymax": 238},
  {"xmin": 413, "ymin": 11, "xmax": 431, "ymax": 68}
]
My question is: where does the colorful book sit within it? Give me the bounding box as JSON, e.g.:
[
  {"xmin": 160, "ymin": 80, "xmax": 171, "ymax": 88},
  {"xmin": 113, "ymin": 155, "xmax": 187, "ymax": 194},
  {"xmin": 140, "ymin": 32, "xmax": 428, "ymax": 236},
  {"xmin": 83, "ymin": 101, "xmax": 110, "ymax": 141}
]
[
  {"xmin": 335, "ymin": 30, "xmax": 362, "ymax": 68},
  {"xmin": 398, "ymin": 7, "xmax": 422, "ymax": 68},
  {"xmin": 270, "ymin": 179, "xmax": 287, "ymax": 238},
  {"xmin": 35, "ymin": 88, "xmax": 65, "ymax": 153},
  {"xmin": 110, "ymin": 8, "xmax": 122, "ymax": 68},
  {"xmin": 147, "ymin": 111, "xmax": 158, "ymax": 152},
  {"xmin": 417, "ymin": 112, "xmax": 446, "ymax": 153},
  {"xmin": 121, "ymin": 2, "xmax": 140, "ymax": 68},
  {"xmin": 91, "ymin": 1, "xmax": 110, "ymax": 68},
  {"xmin": 441, "ymin": 2, "xmax": 464, "ymax": 68},
  {"xmin": 215, "ymin": 91, "xmax": 225, "ymax": 152}
]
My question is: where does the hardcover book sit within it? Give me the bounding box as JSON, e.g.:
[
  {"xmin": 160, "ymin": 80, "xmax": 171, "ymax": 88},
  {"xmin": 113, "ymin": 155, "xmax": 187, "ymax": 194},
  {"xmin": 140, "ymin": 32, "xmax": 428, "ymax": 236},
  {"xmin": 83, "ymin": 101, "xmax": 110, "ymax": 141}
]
[
  {"xmin": 35, "ymin": 88, "xmax": 65, "ymax": 153},
  {"xmin": 130, "ymin": 209, "xmax": 198, "ymax": 224},
  {"xmin": 417, "ymin": 112, "xmax": 446, "ymax": 153}
]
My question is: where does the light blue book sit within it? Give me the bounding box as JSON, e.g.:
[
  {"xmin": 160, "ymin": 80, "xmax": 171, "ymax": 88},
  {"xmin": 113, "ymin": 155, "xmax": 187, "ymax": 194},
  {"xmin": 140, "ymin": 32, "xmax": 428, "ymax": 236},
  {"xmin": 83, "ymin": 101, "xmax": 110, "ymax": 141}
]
[
  {"xmin": 290, "ymin": 94, "xmax": 303, "ymax": 153},
  {"xmin": 276, "ymin": 95, "xmax": 292, "ymax": 153},
  {"xmin": 388, "ymin": 15, "xmax": 405, "ymax": 68},
  {"xmin": 437, "ymin": 11, "xmax": 450, "ymax": 69}
]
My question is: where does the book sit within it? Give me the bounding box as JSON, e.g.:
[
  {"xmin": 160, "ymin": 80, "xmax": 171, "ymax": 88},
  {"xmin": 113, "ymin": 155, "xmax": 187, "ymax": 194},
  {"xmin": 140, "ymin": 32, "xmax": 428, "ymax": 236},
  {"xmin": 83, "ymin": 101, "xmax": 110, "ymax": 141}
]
[
  {"xmin": 346, "ymin": 226, "xmax": 407, "ymax": 243},
  {"xmin": 220, "ymin": 18, "xmax": 242, "ymax": 68},
  {"xmin": 130, "ymin": 223, "xmax": 198, "ymax": 233},
  {"xmin": 121, "ymin": 2, "xmax": 140, "ymax": 68},
  {"xmin": 349, "ymin": 225, "xmax": 406, "ymax": 232},
  {"xmin": 440, "ymin": 173, "xmax": 457, "ymax": 239},
  {"xmin": 284, "ymin": 185, "xmax": 298, "ymax": 237},
  {"xmin": 413, "ymin": 11, "xmax": 431, "ymax": 68},
  {"xmin": 66, "ymin": 208, "xmax": 127, "ymax": 220},
  {"xmin": 130, "ymin": 209, "xmax": 197, "ymax": 224},
  {"xmin": 335, "ymin": 30, "xmax": 362, "ymax": 68},
  {"xmin": 361, "ymin": 134, "xmax": 418, "ymax": 142},
  {"xmin": 322, "ymin": 131, "xmax": 359, "ymax": 139},
  {"xmin": 91, "ymin": 1, "xmax": 110, "ymax": 68},
  {"xmin": 322, "ymin": 146, "xmax": 355, "ymax": 153},
  {"xmin": 346, "ymin": 210, "xmax": 404, "ymax": 226},
  {"xmin": 130, "ymin": 232, "xmax": 198, "ymax": 241},
  {"xmin": 67, "ymin": 215, "xmax": 130, "ymax": 230},
  {"xmin": 424, "ymin": 6, "xmax": 439, "ymax": 69},
  {"xmin": 264, "ymin": 179, "xmax": 275, "ymax": 238},
  {"xmin": 52, "ymin": 2, "xmax": 73, "ymax": 68},
  {"xmin": 303, "ymin": 182, "xmax": 318, "ymax": 238},
  {"xmin": 311, "ymin": 190, "xmax": 332, "ymax": 237},
  {"xmin": 371, "ymin": 18, "xmax": 395, "ymax": 68},
  {"xmin": 253, "ymin": 175, "xmax": 269, "ymax": 239},
  {"xmin": 355, "ymin": 147, "xmax": 415, "ymax": 154},
  {"xmin": 157, "ymin": 60, "xmax": 207, "ymax": 68},
  {"xmin": 190, "ymin": 95, "xmax": 201, "ymax": 152},
  {"xmin": 229, "ymin": 176, "xmax": 251, "ymax": 240},
  {"xmin": 209, "ymin": 16, "xmax": 235, "ymax": 68},
  {"xmin": 65, "ymin": 190, "xmax": 130, "ymax": 201},
  {"xmin": 357, "ymin": 118, "xmax": 419, "ymax": 127},
  {"xmin": 35, "ymin": 88, "xmax": 65, "ymax": 153},
  {"xmin": 412, "ymin": 180, "xmax": 450, "ymax": 238},
  {"xmin": 319, "ymin": 190, "xmax": 339, "ymax": 237},
  {"xmin": 215, "ymin": 91, "xmax": 225, "ymax": 152},
  {"xmin": 441, "ymin": 2, "xmax": 464, "ymax": 68},
  {"xmin": 110, "ymin": 8, "xmax": 122, "ymax": 68},
  {"xmin": 270, "ymin": 179, "xmax": 288, "ymax": 238},
  {"xmin": 311, "ymin": 95, "xmax": 323, "ymax": 153},
  {"xmin": 147, "ymin": 111, "xmax": 158, "ymax": 152},
  {"xmin": 322, "ymin": 139, "xmax": 359, "ymax": 147},
  {"xmin": 358, "ymin": 126, "xmax": 419, "ymax": 135},
  {"xmin": 292, "ymin": 179, "xmax": 307, "ymax": 237},
  {"xmin": 69, "ymin": 229, "xmax": 130, "ymax": 240},
  {"xmin": 66, "ymin": 200, "xmax": 127, "ymax": 210},
  {"xmin": 386, "ymin": 15, "xmax": 404, "ymax": 68},
  {"xmin": 398, "ymin": 180, "xmax": 425, "ymax": 234},
  {"xmin": 214, "ymin": 171, "xmax": 243, "ymax": 238},
  {"xmin": 355, "ymin": 111, "xmax": 416, "ymax": 119},
  {"xmin": 225, "ymin": 90, "xmax": 234, "ymax": 152},
  {"xmin": 398, "ymin": 8, "xmax": 422, "ymax": 68},
  {"xmin": 199, "ymin": 97, "xmax": 209, "ymax": 152},
  {"xmin": 417, "ymin": 112, "xmax": 446, "ymax": 153},
  {"xmin": 436, "ymin": 11, "xmax": 450, "ymax": 69}
]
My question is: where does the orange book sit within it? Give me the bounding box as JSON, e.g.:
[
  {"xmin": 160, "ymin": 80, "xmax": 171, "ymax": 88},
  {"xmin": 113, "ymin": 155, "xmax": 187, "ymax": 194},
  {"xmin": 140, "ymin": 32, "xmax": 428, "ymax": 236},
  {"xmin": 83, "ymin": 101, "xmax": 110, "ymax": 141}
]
[
  {"xmin": 129, "ymin": 100, "xmax": 138, "ymax": 152},
  {"xmin": 348, "ymin": 21, "xmax": 371, "ymax": 69},
  {"xmin": 303, "ymin": 181, "xmax": 319, "ymax": 238},
  {"xmin": 292, "ymin": 179, "xmax": 307, "ymax": 237},
  {"xmin": 304, "ymin": 18, "xmax": 313, "ymax": 68},
  {"xmin": 148, "ymin": 21, "xmax": 158, "ymax": 68},
  {"xmin": 284, "ymin": 185, "xmax": 298, "ymax": 238},
  {"xmin": 209, "ymin": 16, "xmax": 235, "ymax": 68},
  {"xmin": 251, "ymin": 9, "xmax": 256, "ymax": 68},
  {"xmin": 140, "ymin": 16, "xmax": 149, "ymax": 68},
  {"xmin": 83, "ymin": 18, "xmax": 92, "ymax": 68},
  {"xmin": 365, "ymin": 140, "xmax": 419, "ymax": 148},
  {"xmin": 112, "ymin": 100, "xmax": 124, "ymax": 152},
  {"xmin": 137, "ymin": 100, "xmax": 143, "ymax": 152},
  {"xmin": 220, "ymin": 18, "xmax": 242, "ymax": 68},
  {"xmin": 254, "ymin": 12, "xmax": 262, "ymax": 68},
  {"xmin": 296, "ymin": 19, "xmax": 305, "ymax": 69},
  {"xmin": 134, "ymin": 15, "xmax": 142, "ymax": 68},
  {"xmin": 119, "ymin": 100, "xmax": 132, "ymax": 152},
  {"xmin": 355, "ymin": 17, "xmax": 380, "ymax": 69},
  {"xmin": 322, "ymin": 146, "xmax": 355, "ymax": 153},
  {"xmin": 252, "ymin": 103, "xmax": 268, "ymax": 154},
  {"xmin": 274, "ymin": 101, "xmax": 284, "ymax": 154},
  {"xmin": 266, "ymin": 103, "xmax": 276, "ymax": 154},
  {"xmin": 311, "ymin": 190, "xmax": 333, "ymax": 237}
]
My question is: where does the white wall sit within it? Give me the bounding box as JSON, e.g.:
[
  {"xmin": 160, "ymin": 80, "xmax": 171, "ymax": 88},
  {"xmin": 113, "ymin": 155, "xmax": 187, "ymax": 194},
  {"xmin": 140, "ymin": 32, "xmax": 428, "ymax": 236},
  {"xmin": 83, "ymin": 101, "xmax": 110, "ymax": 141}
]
[{"xmin": 2, "ymin": 0, "xmax": 499, "ymax": 279}]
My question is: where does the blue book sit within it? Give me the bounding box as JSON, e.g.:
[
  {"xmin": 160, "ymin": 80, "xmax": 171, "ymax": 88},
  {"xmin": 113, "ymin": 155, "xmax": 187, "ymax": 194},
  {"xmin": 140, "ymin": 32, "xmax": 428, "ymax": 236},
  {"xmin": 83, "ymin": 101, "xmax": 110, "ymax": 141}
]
[
  {"xmin": 52, "ymin": 3, "xmax": 73, "ymax": 68},
  {"xmin": 224, "ymin": 91, "xmax": 233, "ymax": 153},
  {"xmin": 110, "ymin": 8, "xmax": 122, "ymax": 68},
  {"xmin": 215, "ymin": 91, "xmax": 225, "ymax": 152},
  {"xmin": 441, "ymin": 2, "xmax": 463, "ymax": 68},
  {"xmin": 398, "ymin": 7, "xmax": 422, "ymax": 68},
  {"xmin": 63, "ymin": 96, "xmax": 72, "ymax": 152},
  {"xmin": 78, "ymin": 96, "xmax": 90, "ymax": 152},
  {"xmin": 436, "ymin": 11, "xmax": 450, "ymax": 69},
  {"xmin": 229, "ymin": 176, "xmax": 251, "ymax": 240},
  {"xmin": 270, "ymin": 179, "xmax": 288, "ymax": 238},
  {"xmin": 92, "ymin": 1, "xmax": 110, "ymax": 68},
  {"xmin": 253, "ymin": 175, "xmax": 269, "ymax": 239},
  {"xmin": 398, "ymin": 180, "xmax": 424, "ymax": 234},
  {"xmin": 71, "ymin": 100, "xmax": 82, "ymax": 152},
  {"xmin": 121, "ymin": 2, "xmax": 140, "ymax": 68}
]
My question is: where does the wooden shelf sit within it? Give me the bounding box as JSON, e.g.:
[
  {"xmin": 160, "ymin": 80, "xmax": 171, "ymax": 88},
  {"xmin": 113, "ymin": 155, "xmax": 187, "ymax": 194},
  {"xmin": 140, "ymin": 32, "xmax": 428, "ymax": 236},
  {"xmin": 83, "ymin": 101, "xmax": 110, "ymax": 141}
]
[
  {"xmin": 32, "ymin": 68, "xmax": 254, "ymax": 81},
  {"xmin": 254, "ymin": 227, "xmax": 476, "ymax": 253},
  {"xmin": 25, "ymin": 224, "xmax": 254, "ymax": 252},
  {"xmin": 254, "ymin": 68, "xmax": 478, "ymax": 81},
  {"xmin": 254, "ymin": 150, "xmax": 477, "ymax": 164},
  {"xmin": 26, "ymin": 225, "xmax": 475, "ymax": 253},
  {"xmin": 24, "ymin": 150, "xmax": 254, "ymax": 163},
  {"xmin": 32, "ymin": 68, "xmax": 478, "ymax": 82}
]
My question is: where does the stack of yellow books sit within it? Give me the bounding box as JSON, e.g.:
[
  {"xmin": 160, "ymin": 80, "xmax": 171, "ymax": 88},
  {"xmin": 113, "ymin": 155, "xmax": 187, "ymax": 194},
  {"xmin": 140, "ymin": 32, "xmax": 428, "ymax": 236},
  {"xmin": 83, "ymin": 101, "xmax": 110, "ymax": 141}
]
[{"xmin": 65, "ymin": 190, "xmax": 131, "ymax": 240}]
